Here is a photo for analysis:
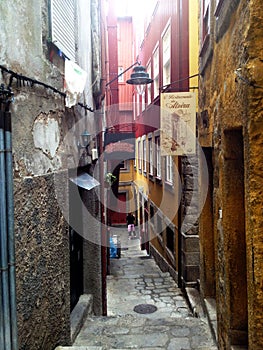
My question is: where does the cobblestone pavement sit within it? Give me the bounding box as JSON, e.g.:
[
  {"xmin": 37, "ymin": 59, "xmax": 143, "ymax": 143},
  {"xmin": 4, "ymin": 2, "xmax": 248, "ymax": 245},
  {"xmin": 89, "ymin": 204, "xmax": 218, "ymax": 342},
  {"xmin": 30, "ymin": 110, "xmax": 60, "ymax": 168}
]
[{"xmin": 72, "ymin": 228, "xmax": 217, "ymax": 350}]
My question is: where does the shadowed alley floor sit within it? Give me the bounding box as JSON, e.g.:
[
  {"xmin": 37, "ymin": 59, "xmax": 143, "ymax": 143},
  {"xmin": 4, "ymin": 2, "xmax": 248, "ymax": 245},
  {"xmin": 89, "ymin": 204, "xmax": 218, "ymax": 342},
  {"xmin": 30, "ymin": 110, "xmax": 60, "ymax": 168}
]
[{"xmin": 69, "ymin": 228, "xmax": 217, "ymax": 349}]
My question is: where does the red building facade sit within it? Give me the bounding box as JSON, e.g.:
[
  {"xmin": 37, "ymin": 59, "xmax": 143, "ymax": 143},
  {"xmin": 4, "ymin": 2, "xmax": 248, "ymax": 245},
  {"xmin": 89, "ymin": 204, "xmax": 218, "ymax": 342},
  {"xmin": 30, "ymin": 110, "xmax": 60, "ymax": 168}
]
[{"xmin": 132, "ymin": 0, "xmax": 200, "ymax": 289}]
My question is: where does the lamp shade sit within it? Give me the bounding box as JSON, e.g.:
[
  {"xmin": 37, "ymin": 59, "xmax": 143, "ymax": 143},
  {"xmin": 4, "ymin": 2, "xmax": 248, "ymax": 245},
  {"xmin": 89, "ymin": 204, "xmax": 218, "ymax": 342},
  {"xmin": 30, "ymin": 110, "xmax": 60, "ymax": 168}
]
[
  {"xmin": 81, "ymin": 130, "xmax": 91, "ymax": 147},
  {"xmin": 126, "ymin": 66, "xmax": 153, "ymax": 94}
]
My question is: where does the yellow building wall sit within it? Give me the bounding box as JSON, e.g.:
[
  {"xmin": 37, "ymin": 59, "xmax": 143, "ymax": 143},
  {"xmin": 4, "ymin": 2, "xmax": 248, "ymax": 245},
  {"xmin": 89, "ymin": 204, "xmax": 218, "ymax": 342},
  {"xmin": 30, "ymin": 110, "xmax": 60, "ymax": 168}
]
[{"xmin": 189, "ymin": 0, "xmax": 199, "ymax": 108}]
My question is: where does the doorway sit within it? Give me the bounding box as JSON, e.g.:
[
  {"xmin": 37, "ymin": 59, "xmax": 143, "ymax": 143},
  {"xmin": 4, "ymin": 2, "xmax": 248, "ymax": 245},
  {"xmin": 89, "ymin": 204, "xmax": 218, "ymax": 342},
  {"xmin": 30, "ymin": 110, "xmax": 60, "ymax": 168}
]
[
  {"xmin": 111, "ymin": 192, "xmax": 127, "ymax": 225},
  {"xmin": 68, "ymin": 179, "xmax": 84, "ymax": 311},
  {"xmin": 223, "ymin": 129, "xmax": 248, "ymax": 346},
  {"xmin": 201, "ymin": 147, "xmax": 215, "ymax": 297}
]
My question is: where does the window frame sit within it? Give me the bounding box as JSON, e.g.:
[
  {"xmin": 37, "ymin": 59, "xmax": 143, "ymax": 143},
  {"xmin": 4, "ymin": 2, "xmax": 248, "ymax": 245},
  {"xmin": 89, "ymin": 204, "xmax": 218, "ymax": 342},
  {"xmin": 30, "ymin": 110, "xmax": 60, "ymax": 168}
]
[
  {"xmin": 199, "ymin": 0, "xmax": 213, "ymax": 74},
  {"xmin": 142, "ymin": 136, "xmax": 147, "ymax": 174},
  {"xmin": 136, "ymin": 93, "xmax": 140, "ymax": 117},
  {"xmin": 165, "ymin": 155, "xmax": 173, "ymax": 184},
  {"xmin": 148, "ymin": 135, "xmax": 153, "ymax": 176},
  {"xmin": 166, "ymin": 225, "xmax": 175, "ymax": 254},
  {"xmin": 162, "ymin": 22, "xmax": 171, "ymax": 87},
  {"xmin": 153, "ymin": 45, "xmax": 160, "ymax": 100},
  {"xmin": 155, "ymin": 135, "xmax": 161, "ymax": 179},
  {"xmin": 133, "ymin": 93, "xmax": 136, "ymax": 120},
  {"xmin": 141, "ymin": 91, "xmax": 146, "ymax": 112},
  {"xmin": 119, "ymin": 160, "xmax": 128, "ymax": 171},
  {"xmin": 202, "ymin": 0, "xmax": 211, "ymax": 44},
  {"xmin": 214, "ymin": 0, "xmax": 241, "ymax": 40},
  {"xmin": 50, "ymin": 0, "xmax": 76, "ymax": 61},
  {"xmin": 118, "ymin": 66, "xmax": 124, "ymax": 82},
  {"xmin": 137, "ymin": 138, "xmax": 142, "ymax": 171},
  {"xmin": 147, "ymin": 62, "xmax": 152, "ymax": 105}
]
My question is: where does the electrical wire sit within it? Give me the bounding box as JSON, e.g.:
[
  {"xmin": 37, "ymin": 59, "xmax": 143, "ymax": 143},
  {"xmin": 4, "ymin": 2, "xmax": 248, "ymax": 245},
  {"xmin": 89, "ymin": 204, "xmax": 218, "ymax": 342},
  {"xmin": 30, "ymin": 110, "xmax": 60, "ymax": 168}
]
[{"xmin": 0, "ymin": 65, "xmax": 94, "ymax": 112}]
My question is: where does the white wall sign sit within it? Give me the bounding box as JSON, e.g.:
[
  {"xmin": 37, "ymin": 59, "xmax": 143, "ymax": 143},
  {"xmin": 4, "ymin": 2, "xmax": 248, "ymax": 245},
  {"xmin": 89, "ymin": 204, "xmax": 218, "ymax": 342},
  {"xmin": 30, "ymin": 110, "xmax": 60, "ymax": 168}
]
[{"xmin": 160, "ymin": 92, "xmax": 196, "ymax": 155}]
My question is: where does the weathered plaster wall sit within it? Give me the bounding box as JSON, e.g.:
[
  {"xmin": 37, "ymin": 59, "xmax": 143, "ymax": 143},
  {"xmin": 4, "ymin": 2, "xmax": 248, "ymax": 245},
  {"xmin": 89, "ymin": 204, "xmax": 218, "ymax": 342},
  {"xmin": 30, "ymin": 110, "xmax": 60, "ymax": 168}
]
[
  {"xmin": 14, "ymin": 174, "xmax": 70, "ymax": 350},
  {"xmin": 198, "ymin": 0, "xmax": 263, "ymax": 348},
  {"xmin": 0, "ymin": 0, "xmax": 101, "ymax": 348}
]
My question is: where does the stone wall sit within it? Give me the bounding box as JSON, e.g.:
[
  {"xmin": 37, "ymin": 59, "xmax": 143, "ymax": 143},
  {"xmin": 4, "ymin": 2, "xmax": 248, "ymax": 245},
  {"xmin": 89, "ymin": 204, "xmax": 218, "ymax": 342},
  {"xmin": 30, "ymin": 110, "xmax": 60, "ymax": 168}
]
[
  {"xmin": 0, "ymin": 0, "xmax": 102, "ymax": 348},
  {"xmin": 14, "ymin": 174, "xmax": 70, "ymax": 350},
  {"xmin": 181, "ymin": 154, "xmax": 200, "ymax": 287},
  {"xmin": 245, "ymin": 1, "xmax": 263, "ymax": 347},
  {"xmin": 198, "ymin": 0, "xmax": 263, "ymax": 348}
]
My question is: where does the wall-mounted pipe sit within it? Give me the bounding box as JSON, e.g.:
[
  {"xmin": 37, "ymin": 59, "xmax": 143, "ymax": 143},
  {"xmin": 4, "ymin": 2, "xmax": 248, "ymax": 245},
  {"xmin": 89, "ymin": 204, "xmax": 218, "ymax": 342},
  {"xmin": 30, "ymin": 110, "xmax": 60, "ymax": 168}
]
[
  {"xmin": 5, "ymin": 110, "xmax": 18, "ymax": 349},
  {"xmin": 0, "ymin": 108, "xmax": 5, "ymax": 350},
  {"xmin": 0, "ymin": 107, "xmax": 11, "ymax": 349},
  {"xmin": 0, "ymin": 86, "xmax": 17, "ymax": 350}
]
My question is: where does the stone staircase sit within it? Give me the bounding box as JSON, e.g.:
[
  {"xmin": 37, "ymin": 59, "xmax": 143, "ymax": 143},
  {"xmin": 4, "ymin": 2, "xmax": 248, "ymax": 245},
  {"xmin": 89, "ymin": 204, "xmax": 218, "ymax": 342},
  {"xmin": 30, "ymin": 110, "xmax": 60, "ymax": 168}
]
[
  {"xmin": 56, "ymin": 313, "xmax": 218, "ymax": 350},
  {"xmin": 55, "ymin": 235, "xmax": 217, "ymax": 350}
]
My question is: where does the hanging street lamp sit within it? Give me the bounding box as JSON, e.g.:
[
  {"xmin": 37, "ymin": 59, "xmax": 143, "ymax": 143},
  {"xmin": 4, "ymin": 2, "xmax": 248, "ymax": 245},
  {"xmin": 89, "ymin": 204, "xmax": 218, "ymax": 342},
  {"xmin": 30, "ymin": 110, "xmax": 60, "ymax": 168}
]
[{"xmin": 126, "ymin": 65, "xmax": 153, "ymax": 95}]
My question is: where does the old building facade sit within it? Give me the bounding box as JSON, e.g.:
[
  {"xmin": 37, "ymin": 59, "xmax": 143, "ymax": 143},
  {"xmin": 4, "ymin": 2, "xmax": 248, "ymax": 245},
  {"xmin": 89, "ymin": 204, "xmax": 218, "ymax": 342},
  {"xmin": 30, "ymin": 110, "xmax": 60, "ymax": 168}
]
[
  {"xmin": 0, "ymin": 0, "xmax": 106, "ymax": 349},
  {"xmin": 198, "ymin": 0, "xmax": 263, "ymax": 349},
  {"xmin": 131, "ymin": 0, "xmax": 200, "ymax": 288}
]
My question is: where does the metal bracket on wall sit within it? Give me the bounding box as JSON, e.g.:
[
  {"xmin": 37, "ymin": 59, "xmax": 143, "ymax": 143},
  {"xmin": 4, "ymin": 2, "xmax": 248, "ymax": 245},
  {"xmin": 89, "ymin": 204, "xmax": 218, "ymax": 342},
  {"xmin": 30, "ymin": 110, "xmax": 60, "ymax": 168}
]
[{"xmin": 0, "ymin": 84, "xmax": 14, "ymax": 111}]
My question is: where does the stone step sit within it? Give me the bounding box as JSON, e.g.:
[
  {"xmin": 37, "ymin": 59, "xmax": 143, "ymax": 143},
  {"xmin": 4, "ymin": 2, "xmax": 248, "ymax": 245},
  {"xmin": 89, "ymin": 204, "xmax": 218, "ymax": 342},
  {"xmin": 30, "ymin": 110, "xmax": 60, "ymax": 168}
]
[
  {"xmin": 55, "ymin": 347, "xmax": 103, "ymax": 350},
  {"xmin": 70, "ymin": 294, "xmax": 94, "ymax": 343},
  {"xmin": 55, "ymin": 346, "xmax": 219, "ymax": 350},
  {"xmin": 69, "ymin": 314, "xmax": 216, "ymax": 349}
]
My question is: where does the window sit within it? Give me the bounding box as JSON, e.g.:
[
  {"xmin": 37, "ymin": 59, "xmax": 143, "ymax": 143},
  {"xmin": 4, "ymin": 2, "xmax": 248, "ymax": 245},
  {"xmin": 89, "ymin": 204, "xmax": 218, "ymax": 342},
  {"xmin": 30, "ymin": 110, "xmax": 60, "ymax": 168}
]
[
  {"xmin": 143, "ymin": 138, "xmax": 147, "ymax": 173},
  {"xmin": 142, "ymin": 92, "xmax": 146, "ymax": 112},
  {"xmin": 147, "ymin": 63, "xmax": 152, "ymax": 105},
  {"xmin": 162, "ymin": 24, "xmax": 171, "ymax": 87},
  {"xmin": 136, "ymin": 93, "xmax": 140, "ymax": 117},
  {"xmin": 200, "ymin": 0, "xmax": 213, "ymax": 73},
  {"xmin": 166, "ymin": 226, "xmax": 174, "ymax": 253},
  {"xmin": 155, "ymin": 136, "xmax": 161, "ymax": 178},
  {"xmin": 133, "ymin": 92, "xmax": 140, "ymax": 119},
  {"xmin": 50, "ymin": 0, "xmax": 76, "ymax": 61},
  {"xmin": 202, "ymin": 0, "xmax": 210, "ymax": 43},
  {"xmin": 150, "ymin": 204, "xmax": 154, "ymax": 219},
  {"xmin": 118, "ymin": 67, "xmax": 124, "ymax": 82},
  {"xmin": 215, "ymin": 0, "xmax": 240, "ymax": 40},
  {"xmin": 165, "ymin": 155, "xmax": 173, "ymax": 184},
  {"xmin": 133, "ymin": 94, "xmax": 136, "ymax": 120},
  {"xmin": 157, "ymin": 213, "xmax": 163, "ymax": 238},
  {"xmin": 145, "ymin": 0, "xmax": 159, "ymax": 34},
  {"xmin": 153, "ymin": 47, "xmax": 159, "ymax": 99},
  {"xmin": 138, "ymin": 139, "xmax": 142, "ymax": 170},
  {"xmin": 148, "ymin": 137, "xmax": 153, "ymax": 175},
  {"xmin": 119, "ymin": 160, "xmax": 127, "ymax": 170}
]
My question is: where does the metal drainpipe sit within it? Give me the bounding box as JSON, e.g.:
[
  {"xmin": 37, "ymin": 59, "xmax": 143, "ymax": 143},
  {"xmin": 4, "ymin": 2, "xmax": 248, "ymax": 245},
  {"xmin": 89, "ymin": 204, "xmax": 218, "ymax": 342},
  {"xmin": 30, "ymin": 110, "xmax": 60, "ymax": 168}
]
[
  {"xmin": 0, "ymin": 107, "xmax": 5, "ymax": 350},
  {"xmin": 0, "ymin": 87, "xmax": 17, "ymax": 350},
  {"xmin": 5, "ymin": 109, "xmax": 18, "ymax": 350},
  {"xmin": 0, "ymin": 105, "xmax": 11, "ymax": 349}
]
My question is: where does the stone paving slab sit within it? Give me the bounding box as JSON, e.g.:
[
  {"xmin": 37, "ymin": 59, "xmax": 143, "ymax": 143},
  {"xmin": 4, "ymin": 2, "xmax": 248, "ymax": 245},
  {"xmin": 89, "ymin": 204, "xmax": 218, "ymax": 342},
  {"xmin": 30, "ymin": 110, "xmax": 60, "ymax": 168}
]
[
  {"xmin": 73, "ymin": 314, "xmax": 216, "ymax": 349},
  {"xmin": 58, "ymin": 228, "xmax": 217, "ymax": 350}
]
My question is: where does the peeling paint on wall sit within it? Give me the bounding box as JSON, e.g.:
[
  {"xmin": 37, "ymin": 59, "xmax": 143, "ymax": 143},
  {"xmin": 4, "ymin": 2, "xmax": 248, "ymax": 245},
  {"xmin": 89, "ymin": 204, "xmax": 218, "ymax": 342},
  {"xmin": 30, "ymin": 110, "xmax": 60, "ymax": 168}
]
[{"xmin": 33, "ymin": 113, "xmax": 60, "ymax": 158}]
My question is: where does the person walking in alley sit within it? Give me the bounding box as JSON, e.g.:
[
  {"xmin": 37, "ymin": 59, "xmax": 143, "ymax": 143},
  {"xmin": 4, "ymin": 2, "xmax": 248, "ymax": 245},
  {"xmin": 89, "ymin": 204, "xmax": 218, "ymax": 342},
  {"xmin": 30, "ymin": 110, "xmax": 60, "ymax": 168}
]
[{"xmin": 126, "ymin": 212, "xmax": 136, "ymax": 239}]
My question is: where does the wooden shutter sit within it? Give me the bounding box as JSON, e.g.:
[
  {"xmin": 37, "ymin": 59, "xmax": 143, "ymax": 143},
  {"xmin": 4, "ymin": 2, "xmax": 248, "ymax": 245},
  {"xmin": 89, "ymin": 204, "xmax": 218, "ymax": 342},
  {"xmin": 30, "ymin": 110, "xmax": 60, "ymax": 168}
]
[{"xmin": 51, "ymin": 0, "xmax": 76, "ymax": 61}]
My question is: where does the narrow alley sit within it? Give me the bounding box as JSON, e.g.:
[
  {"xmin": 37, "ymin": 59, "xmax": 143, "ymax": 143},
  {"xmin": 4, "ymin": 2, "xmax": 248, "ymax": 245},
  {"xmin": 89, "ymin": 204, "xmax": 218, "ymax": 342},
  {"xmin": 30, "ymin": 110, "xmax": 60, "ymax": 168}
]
[
  {"xmin": 58, "ymin": 228, "xmax": 217, "ymax": 350},
  {"xmin": 1, "ymin": 1, "xmax": 263, "ymax": 349}
]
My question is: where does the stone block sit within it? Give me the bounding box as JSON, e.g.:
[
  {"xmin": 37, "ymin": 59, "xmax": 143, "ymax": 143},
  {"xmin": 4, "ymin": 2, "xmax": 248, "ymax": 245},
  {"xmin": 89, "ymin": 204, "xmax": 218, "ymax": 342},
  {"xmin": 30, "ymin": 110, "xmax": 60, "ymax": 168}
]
[
  {"xmin": 182, "ymin": 265, "xmax": 200, "ymax": 283},
  {"xmin": 71, "ymin": 294, "xmax": 94, "ymax": 342},
  {"xmin": 182, "ymin": 251, "xmax": 200, "ymax": 265},
  {"xmin": 181, "ymin": 234, "xmax": 200, "ymax": 252}
]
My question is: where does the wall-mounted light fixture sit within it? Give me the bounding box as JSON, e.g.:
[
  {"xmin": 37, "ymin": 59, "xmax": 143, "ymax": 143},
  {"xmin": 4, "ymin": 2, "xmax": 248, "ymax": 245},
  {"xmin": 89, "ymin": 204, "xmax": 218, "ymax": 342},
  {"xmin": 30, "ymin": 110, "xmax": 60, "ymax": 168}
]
[
  {"xmin": 106, "ymin": 61, "xmax": 153, "ymax": 95},
  {"xmin": 78, "ymin": 130, "xmax": 98, "ymax": 162},
  {"xmin": 79, "ymin": 130, "xmax": 91, "ymax": 148},
  {"xmin": 126, "ymin": 65, "xmax": 153, "ymax": 95}
]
